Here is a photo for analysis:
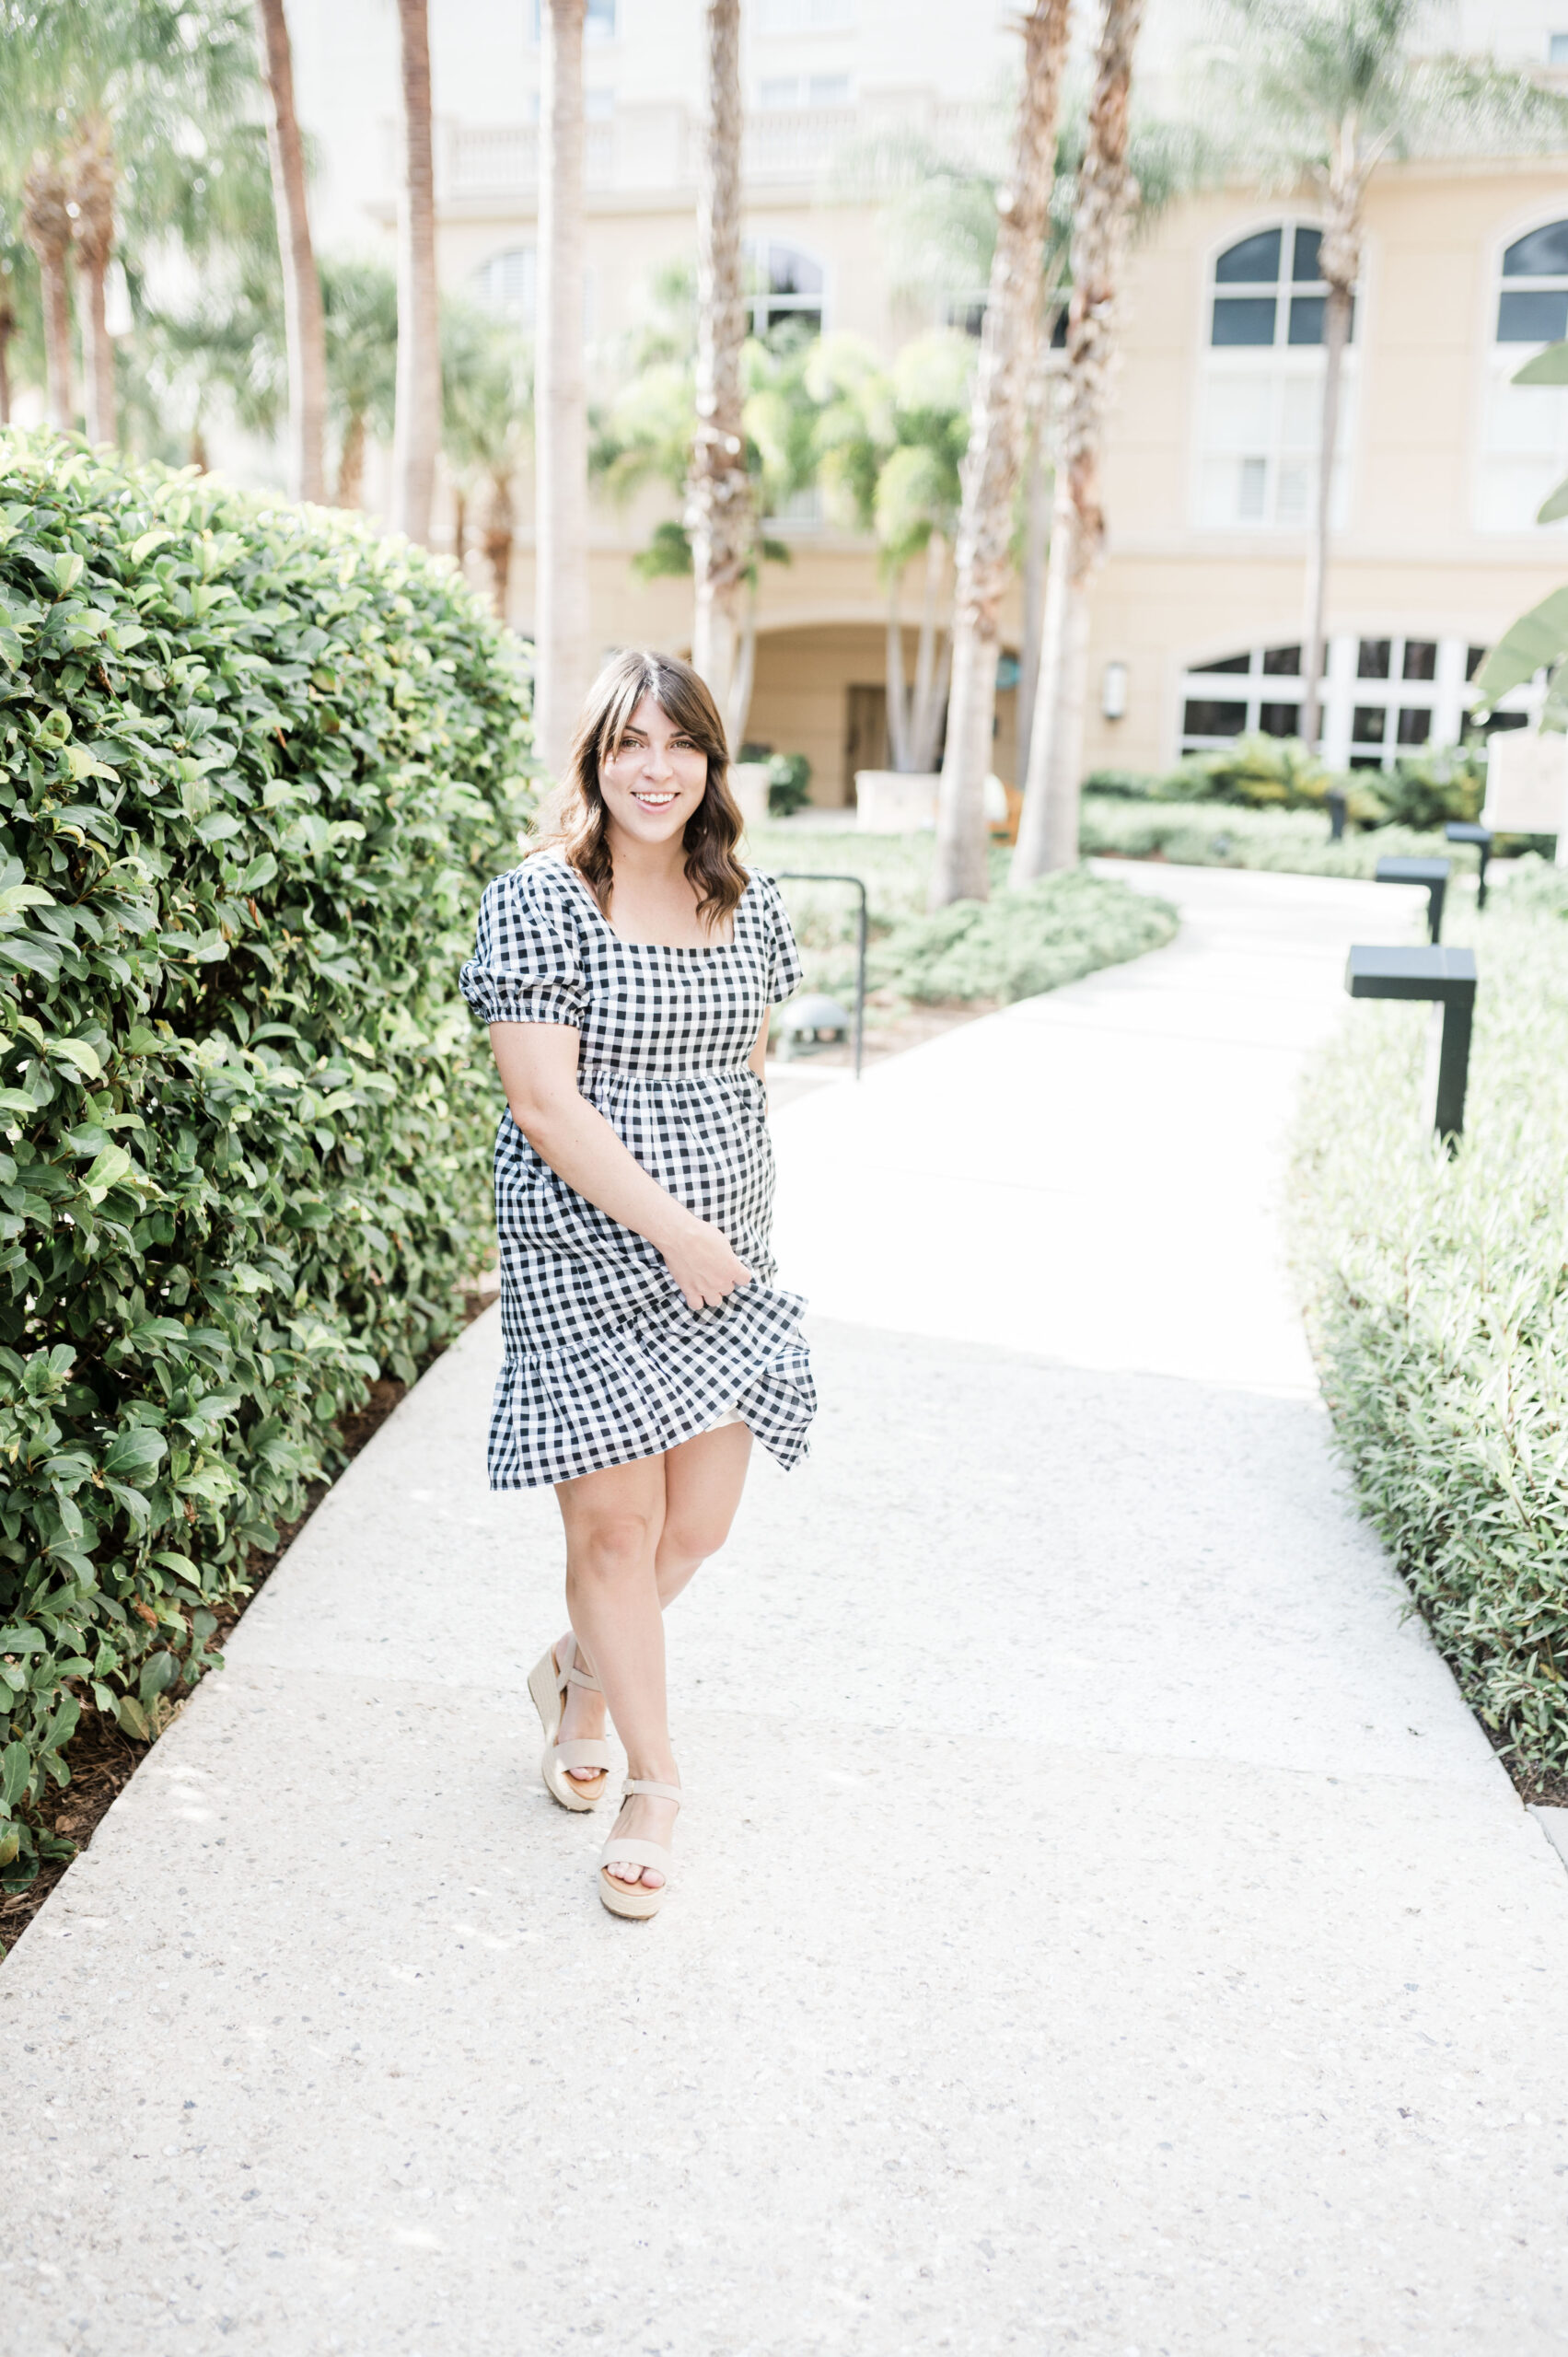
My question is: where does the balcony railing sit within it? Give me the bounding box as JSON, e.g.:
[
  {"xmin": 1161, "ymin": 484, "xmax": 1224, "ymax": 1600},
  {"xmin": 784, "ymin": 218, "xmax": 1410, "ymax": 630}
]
[{"xmin": 436, "ymin": 99, "xmax": 996, "ymax": 202}]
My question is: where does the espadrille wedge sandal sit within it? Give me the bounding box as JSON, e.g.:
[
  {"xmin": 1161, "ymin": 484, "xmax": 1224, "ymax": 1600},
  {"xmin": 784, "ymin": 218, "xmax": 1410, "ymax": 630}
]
[
  {"xmin": 598, "ymin": 1779, "xmax": 682, "ymax": 1920},
  {"xmin": 527, "ymin": 1633, "xmax": 612, "ymax": 1811}
]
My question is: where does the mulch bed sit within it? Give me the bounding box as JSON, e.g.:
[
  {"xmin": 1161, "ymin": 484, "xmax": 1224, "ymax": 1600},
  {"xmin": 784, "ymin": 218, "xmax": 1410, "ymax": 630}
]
[{"xmin": 0, "ymin": 1296, "xmax": 494, "ymax": 1959}]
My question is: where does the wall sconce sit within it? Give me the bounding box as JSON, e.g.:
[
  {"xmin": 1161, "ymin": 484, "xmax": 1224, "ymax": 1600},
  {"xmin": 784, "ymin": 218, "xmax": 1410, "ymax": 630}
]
[{"xmin": 1101, "ymin": 660, "xmax": 1129, "ymax": 721}]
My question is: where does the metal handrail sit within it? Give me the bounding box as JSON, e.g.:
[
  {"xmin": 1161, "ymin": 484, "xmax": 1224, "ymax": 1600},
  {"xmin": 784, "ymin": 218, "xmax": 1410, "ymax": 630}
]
[{"xmin": 766, "ymin": 869, "xmax": 869, "ymax": 1080}]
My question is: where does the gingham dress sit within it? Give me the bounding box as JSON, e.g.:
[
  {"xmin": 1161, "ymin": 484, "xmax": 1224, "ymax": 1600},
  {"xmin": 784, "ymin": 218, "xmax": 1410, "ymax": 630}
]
[{"xmin": 459, "ymin": 851, "xmax": 815, "ymax": 1488}]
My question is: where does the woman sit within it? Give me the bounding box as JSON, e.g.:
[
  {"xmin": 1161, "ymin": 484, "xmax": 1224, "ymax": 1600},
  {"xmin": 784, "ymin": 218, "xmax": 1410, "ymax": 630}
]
[{"xmin": 459, "ymin": 649, "xmax": 814, "ymax": 1920}]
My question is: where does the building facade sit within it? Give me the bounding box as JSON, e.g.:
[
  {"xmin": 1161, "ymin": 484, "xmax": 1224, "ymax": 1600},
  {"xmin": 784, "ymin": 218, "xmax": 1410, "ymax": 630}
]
[{"xmin": 286, "ymin": 0, "xmax": 1568, "ymax": 800}]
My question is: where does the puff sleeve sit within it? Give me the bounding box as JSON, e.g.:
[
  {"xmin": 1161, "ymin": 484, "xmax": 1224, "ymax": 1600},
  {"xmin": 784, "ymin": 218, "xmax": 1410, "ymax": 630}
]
[
  {"xmin": 459, "ymin": 865, "xmax": 588, "ymax": 1028},
  {"xmin": 759, "ymin": 874, "xmax": 804, "ymax": 1004}
]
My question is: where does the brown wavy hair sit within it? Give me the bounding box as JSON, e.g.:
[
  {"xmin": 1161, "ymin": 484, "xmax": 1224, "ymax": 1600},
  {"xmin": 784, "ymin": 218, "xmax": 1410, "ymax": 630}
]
[{"xmin": 531, "ymin": 648, "xmax": 749, "ymax": 931}]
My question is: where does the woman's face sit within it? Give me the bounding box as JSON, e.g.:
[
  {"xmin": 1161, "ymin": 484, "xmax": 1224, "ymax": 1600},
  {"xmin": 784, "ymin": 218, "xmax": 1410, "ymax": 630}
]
[{"xmin": 598, "ymin": 695, "xmax": 709, "ymax": 847}]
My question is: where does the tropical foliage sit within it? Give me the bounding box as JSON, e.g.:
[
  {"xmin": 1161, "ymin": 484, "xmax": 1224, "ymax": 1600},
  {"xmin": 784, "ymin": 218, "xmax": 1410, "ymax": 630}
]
[{"xmin": 0, "ymin": 433, "xmax": 530, "ymax": 1893}]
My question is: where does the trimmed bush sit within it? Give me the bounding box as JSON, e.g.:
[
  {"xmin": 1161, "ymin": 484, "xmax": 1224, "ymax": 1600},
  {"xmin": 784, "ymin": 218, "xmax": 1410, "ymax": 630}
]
[
  {"xmin": 868, "ymin": 870, "xmax": 1178, "ymax": 1004},
  {"xmin": 1081, "ymin": 796, "xmax": 1484, "ymax": 879},
  {"xmin": 1291, "ymin": 864, "xmax": 1568, "ymax": 1782},
  {"xmin": 0, "ymin": 432, "xmax": 529, "ymax": 1890}
]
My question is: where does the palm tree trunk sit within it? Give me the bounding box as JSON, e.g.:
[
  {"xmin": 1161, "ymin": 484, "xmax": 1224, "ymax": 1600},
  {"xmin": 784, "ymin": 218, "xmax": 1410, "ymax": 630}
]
[
  {"xmin": 484, "ymin": 470, "xmax": 515, "ymax": 614},
  {"xmin": 335, "ymin": 409, "xmax": 366, "ymax": 506},
  {"xmin": 23, "ymin": 157, "xmax": 75, "ymax": 432},
  {"xmin": 452, "ymin": 482, "xmax": 468, "ymax": 567},
  {"xmin": 911, "ymin": 533, "xmax": 947, "ymax": 771},
  {"xmin": 687, "ymin": 0, "xmax": 752, "ymax": 727},
  {"xmin": 930, "ymin": 0, "xmax": 1071, "ymax": 909},
  {"xmin": 1301, "ymin": 145, "xmax": 1362, "ymax": 753},
  {"xmin": 0, "ymin": 299, "xmax": 13, "ymax": 424},
  {"xmin": 256, "ymin": 0, "xmax": 327, "ymax": 504},
  {"xmin": 390, "ymin": 0, "xmax": 440, "ymax": 541},
  {"xmin": 68, "ymin": 116, "xmax": 117, "ymax": 446},
  {"xmin": 1012, "ymin": 0, "xmax": 1144, "ymax": 883},
  {"xmin": 886, "ymin": 571, "xmax": 912, "ymax": 772},
  {"xmin": 1015, "ymin": 399, "xmax": 1051, "ymax": 773},
  {"xmin": 726, "ymin": 580, "xmax": 758, "ymax": 750},
  {"xmin": 535, "ymin": 0, "xmax": 592, "ymax": 774}
]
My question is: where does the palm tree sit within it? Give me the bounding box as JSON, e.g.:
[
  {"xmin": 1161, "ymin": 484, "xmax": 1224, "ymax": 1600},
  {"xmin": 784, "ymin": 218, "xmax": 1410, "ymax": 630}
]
[
  {"xmin": 1215, "ymin": 0, "xmax": 1568, "ymax": 752},
  {"xmin": 812, "ymin": 330, "xmax": 972, "ymax": 772},
  {"xmin": 442, "ymin": 300, "xmax": 532, "ymax": 612},
  {"xmin": 1013, "ymin": 0, "xmax": 1145, "ymax": 883},
  {"xmin": 67, "ymin": 112, "xmax": 117, "ymax": 443},
  {"xmin": 390, "ymin": 0, "xmax": 439, "ymax": 542},
  {"xmin": 254, "ymin": 0, "xmax": 325, "ymax": 503},
  {"xmin": 534, "ymin": 0, "xmax": 592, "ymax": 776},
  {"xmin": 322, "ymin": 258, "xmax": 398, "ymax": 505},
  {"xmin": 19, "ymin": 155, "xmax": 74, "ymax": 429},
  {"xmin": 0, "ymin": 0, "xmax": 264, "ymax": 445},
  {"xmin": 930, "ymin": 0, "xmax": 1072, "ymax": 910},
  {"xmin": 687, "ymin": 0, "xmax": 751, "ymax": 729},
  {"xmin": 592, "ymin": 296, "xmax": 814, "ymax": 746}
]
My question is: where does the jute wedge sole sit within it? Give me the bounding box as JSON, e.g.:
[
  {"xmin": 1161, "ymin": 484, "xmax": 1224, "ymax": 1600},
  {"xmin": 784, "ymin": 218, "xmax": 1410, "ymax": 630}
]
[
  {"xmin": 528, "ymin": 1634, "xmax": 612, "ymax": 1811},
  {"xmin": 598, "ymin": 1778, "xmax": 682, "ymax": 1920}
]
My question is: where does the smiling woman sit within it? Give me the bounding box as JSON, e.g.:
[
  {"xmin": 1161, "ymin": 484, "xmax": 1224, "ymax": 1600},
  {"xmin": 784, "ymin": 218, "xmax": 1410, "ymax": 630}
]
[{"xmin": 459, "ymin": 648, "xmax": 814, "ymax": 1921}]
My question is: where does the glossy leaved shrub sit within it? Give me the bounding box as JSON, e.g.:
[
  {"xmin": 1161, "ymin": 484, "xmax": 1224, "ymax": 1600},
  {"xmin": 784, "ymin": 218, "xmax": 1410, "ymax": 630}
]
[{"xmin": 0, "ymin": 433, "xmax": 529, "ymax": 1889}]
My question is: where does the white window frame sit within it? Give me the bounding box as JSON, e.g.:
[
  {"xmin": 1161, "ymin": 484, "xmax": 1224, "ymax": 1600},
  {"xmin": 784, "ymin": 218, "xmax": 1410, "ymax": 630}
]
[
  {"xmin": 742, "ymin": 236, "xmax": 830, "ymax": 339},
  {"xmin": 1191, "ymin": 216, "xmax": 1360, "ymax": 536},
  {"xmin": 1175, "ymin": 633, "xmax": 1537, "ymax": 769},
  {"xmin": 1475, "ymin": 206, "xmax": 1568, "ymax": 536},
  {"xmin": 472, "ymin": 245, "xmax": 537, "ymax": 329}
]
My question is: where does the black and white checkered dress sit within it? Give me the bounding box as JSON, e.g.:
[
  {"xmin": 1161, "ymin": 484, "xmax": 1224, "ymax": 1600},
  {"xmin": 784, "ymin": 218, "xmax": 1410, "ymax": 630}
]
[{"xmin": 459, "ymin": 851, "xmax": 815, "ymax": 1489}]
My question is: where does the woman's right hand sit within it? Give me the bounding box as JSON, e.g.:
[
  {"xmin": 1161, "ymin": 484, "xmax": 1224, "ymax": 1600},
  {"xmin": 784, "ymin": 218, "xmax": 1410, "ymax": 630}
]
[{"xmin": 657, "ymin": 1212, "xmax": 753, "ymax": 1311}]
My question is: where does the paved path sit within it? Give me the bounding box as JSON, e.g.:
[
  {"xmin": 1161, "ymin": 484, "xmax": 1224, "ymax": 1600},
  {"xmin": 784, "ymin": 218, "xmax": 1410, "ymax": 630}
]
[{"xmin": 6, "ymin": 865, "xmax": 1568, "ymax": 2357}]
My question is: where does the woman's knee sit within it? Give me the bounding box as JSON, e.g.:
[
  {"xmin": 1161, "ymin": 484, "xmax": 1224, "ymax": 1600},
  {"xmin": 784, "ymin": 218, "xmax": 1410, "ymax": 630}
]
[
  {"xmin": 570, "ymin": 1508, "xmax": 659, "ymax": 1585},
  {"xmin": 658, "ymin": 1504, "xmax": 734, "ymax": 1570}
]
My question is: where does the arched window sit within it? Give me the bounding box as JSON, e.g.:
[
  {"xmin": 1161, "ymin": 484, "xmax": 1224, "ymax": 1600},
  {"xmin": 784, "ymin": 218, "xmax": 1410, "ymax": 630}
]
[
  {"xmin": 1478, "ymin": 219, "xmax": 1568, "ymax": 529},
  {"xmin": 744, "ymin": 240, "xmax": 825, "ymax": 339},
  {"xmin": 1196, "ymin": 222, "xmax": 1356, "ymax": 530},
  {"xmin": 473, "ymin": 247, "xmax": 536, "ymax": 329}
]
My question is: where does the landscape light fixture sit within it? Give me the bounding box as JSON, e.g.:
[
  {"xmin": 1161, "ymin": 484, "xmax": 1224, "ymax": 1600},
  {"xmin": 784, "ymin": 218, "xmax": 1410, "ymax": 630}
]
[
  {"xmin": 1100, "ymin": 660, "xmax": 1128, "ymax": 722},
  {"xmin": 1445, "ymin": 820, "xmax": 1493, "ymax": 911},
  {"xmin": 1345, "ymin": 944, "xmax": 1477, "ymax": 1148},
  {"xmin": 1374, "ymin": 853, "xmax": 1450, "ymax": 944},
  {"xmin": 768, "ymin": 871, "xmax": 868, "ymax": 1078}
]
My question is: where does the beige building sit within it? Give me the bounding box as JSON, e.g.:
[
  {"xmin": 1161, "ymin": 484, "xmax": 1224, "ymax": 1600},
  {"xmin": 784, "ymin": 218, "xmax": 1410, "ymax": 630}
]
[{"xmin": 286, "ymin": 0, "xmax": 1568, "ymax": 802}]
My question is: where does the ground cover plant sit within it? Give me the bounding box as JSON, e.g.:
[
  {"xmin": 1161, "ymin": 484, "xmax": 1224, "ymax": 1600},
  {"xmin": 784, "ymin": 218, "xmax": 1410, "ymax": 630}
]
[
  {"xmin": 1292, "ymin": 864, "xmax": 1568, "ymax": 1787},
  {"xmin": 747, "ymin": 822, "xmax": 1176, "ymax": 1008},
  {"xmin": 869, "ymin": 870, "xmax": 1178, "ymax": 1004},
  {"xmin": 0, "ymin": 431, "xmax": 529, "ymax": 1896}
]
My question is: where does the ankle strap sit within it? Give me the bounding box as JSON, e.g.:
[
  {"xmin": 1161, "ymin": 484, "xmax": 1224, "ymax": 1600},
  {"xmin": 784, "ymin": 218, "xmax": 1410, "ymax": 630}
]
[
  {"xmin": 624, "ymin": 1778, "xmax": 682, "ymax": 1805},
  {"xmin": 560, "ymin": 1635, "xmax": 600, "ymax": 1693}
]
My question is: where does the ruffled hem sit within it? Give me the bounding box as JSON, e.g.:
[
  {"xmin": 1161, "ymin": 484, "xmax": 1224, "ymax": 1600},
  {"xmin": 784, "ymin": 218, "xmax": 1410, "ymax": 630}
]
[{"xmin": 485, "ymin": 1283, "xmax": 815, "ymax": 1488}]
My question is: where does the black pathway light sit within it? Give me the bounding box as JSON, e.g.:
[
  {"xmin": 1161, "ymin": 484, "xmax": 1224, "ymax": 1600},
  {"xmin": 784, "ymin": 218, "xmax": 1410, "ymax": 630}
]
[
  {"xmin": 1374, "ymin": 853, "xmax": 1450, "ymax": 944},
  {"xmin": 767, "ymin": 871, "xmax": 869, "ymax": 1079},
  {"xmin": 1445, "ymin": 820, "xmax": 1494, "ymax": 911},
  {"xmin": 1345, "ymin": 944, "xmax": 1478, "ymax": 1150}
]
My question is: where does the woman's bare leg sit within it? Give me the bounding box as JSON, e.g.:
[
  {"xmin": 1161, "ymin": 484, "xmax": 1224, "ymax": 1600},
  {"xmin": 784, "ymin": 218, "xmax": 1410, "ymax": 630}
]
[
  {"xmin": 556, "ymin": 1454, "xmax": 677, "ymax": 1887},
  {"xmin": 556, "ymin": 1422, "xmax": 753, "ymax": 1769},
  {"xmin": 655, "ymin": 1421, "xmax": 752, "ymax": 1607},
  {"xmin": 552, "ymin": 1424, "xmax": 754, "ymax": 1875}
]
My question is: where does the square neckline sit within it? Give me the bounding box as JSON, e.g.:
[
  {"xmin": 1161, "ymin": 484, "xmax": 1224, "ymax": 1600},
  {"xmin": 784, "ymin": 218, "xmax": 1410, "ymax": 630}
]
[{"xmin": 549, "ymin": 851, "xmax": 747, "ymax": 955}]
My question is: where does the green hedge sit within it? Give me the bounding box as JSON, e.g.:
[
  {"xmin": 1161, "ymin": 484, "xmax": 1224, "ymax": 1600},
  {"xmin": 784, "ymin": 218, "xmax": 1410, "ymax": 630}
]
[
  {"xmin": 0, "ymin": 432, "xmax": 529, "ymax": 1891},
  {"xmin": 1291, "ymin": 863, "xmax": 1568, "ymax": 1781},
  {"xmin": 1081, "ymin": 796, "xmax": 1483, "ymax": 879},
  {"xmin": 869, "ymin": 870, "xmax": 1178, "ymax": 1004}
]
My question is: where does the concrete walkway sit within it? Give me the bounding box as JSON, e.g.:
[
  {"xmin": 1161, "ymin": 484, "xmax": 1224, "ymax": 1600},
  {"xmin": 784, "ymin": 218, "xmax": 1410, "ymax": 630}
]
[{"xmin": 6, "ymin": 865, "xmax": 1568, "ymax": 2356}]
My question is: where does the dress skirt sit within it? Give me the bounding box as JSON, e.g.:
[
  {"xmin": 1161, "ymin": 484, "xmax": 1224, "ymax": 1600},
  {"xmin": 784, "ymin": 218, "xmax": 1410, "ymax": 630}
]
[{"xmin": 459, "ymin": 851, "xmax": 816, "ymax": 1489}]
